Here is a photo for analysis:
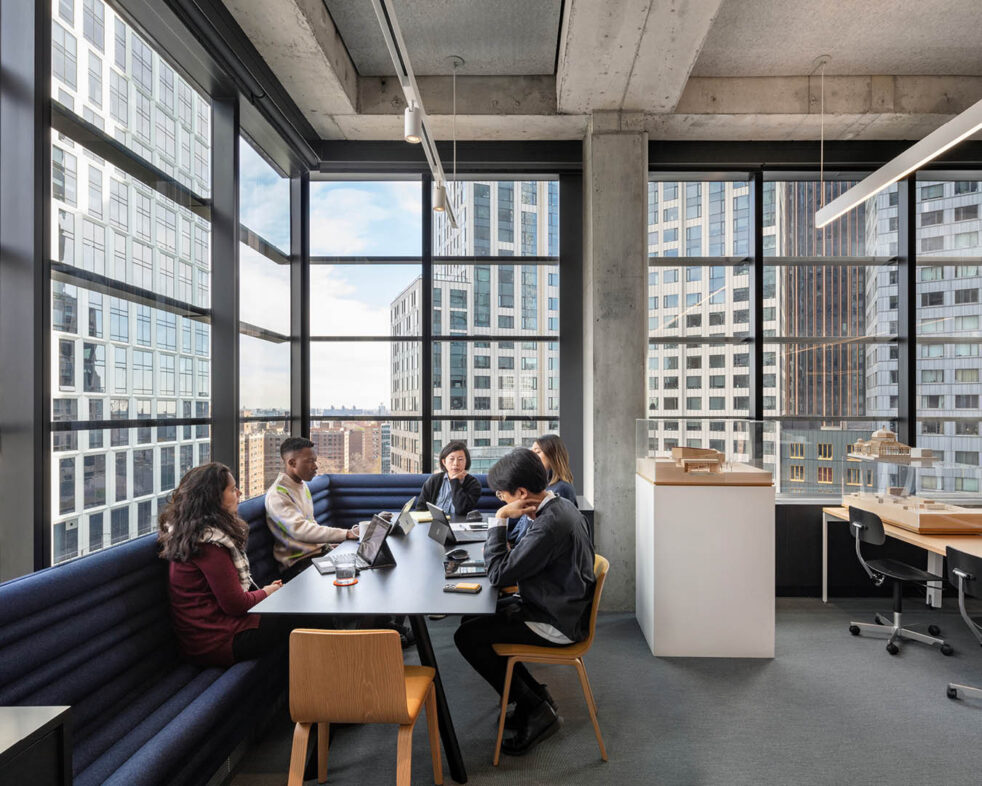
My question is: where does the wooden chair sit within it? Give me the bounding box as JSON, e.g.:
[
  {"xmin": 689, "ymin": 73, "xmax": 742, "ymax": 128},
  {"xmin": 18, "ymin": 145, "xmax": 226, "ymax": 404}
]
[
  {"xmin": 288, "ymin": 629, "xmax": 442, "ymax": 786},
  {"xmin": 491, "ymin": 553, "xmax": 609, "ymax": 765}
]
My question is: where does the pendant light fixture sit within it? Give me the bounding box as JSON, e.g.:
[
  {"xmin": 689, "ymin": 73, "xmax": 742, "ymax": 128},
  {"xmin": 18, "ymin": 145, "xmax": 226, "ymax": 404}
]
[
  {"xmin": 433, "ymin": 181, "xmax": 447, "ymax": 212},
  {"xmin": 404, "ymin": 103, "xmax": 422, "ymax": 144},
  {"xmin": 369, "ymin": 0, "xmax": 458, "ymax": 228}
]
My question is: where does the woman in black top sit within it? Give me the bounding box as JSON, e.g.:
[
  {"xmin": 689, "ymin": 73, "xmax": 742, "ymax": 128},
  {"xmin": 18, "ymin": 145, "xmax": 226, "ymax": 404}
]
[{"xmin": 415, "ymin": 440, "xmax": 482, "ymax": 517}]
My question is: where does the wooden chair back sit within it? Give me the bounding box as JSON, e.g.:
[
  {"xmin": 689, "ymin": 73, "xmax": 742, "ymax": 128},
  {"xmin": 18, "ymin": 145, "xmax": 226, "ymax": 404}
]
[
  {"xmin": 581, "ymin": 554, "xmax": 609, "ymax": 650},
  {"xmin": 289, "ymin": 629, "xmax": 411, "ymax": 725}
]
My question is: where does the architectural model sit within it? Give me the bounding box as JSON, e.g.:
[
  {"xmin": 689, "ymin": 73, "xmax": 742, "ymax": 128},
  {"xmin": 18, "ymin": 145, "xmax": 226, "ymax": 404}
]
[
  {"xmin": 842, "ymin": 491, "xmax": 982, "ymax": 535},
  {"xmin": 848, "ymin": 427, "xmax": 934, "ymax": 463},
  {"xmin": 671, "ymin": 446, "xmax": 724, "ymax": 473}
]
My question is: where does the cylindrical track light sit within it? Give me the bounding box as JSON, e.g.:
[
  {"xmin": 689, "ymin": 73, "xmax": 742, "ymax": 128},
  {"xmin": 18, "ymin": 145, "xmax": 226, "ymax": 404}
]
[
  {"xmin": 404, "ymin": 104, "xmax": 422, "ymax": 144},
  {"xmin": 432, "ymin": 182, "xmax": 446, "ymax": 212}
]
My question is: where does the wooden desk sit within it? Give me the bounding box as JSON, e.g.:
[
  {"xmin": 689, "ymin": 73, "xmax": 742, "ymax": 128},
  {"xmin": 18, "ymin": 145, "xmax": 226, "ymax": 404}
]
[
  {"xmin": 822, "ymin": 506, "xmax": 982, "ymax": 607},
  {"xmin": 252, "ymin": 523, "xmax": 495, "ymax": 784}
]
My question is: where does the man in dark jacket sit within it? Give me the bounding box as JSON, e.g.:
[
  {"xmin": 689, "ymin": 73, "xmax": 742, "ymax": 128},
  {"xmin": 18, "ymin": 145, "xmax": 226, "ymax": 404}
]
[{"xmin": 453, "ymin": 448, "xmax": 595, "ymax": 756}]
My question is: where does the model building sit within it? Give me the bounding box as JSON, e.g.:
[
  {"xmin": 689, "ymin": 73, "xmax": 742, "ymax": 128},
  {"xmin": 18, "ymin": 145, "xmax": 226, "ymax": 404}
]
[{"xmin": 671, "ymin": 446, "xmax": 724, "ymax": 473}]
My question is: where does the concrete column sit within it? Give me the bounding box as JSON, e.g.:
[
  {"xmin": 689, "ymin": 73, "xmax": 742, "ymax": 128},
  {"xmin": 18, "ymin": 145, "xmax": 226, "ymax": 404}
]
[{"xmin": 582, "ymin": 112, "xmax": 648, "ymax": 610}]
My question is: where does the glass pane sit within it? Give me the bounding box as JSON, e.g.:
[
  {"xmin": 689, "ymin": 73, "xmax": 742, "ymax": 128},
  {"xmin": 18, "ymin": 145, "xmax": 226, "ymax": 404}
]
[
  {"xmin": 239, "ymin": 334, "xmax": 290, "ymax": 414},
  {"xmin": 431, "ymin": 264, "xmax": 559, "ymax": 337},
  {"xmin": 917, "ymin": 340, "xmax": 982, "ymax": 465},
  {"xmin": 240, "ymin": 137, "xmax": 290, "ymax": 253},
  {"xmin": 296, "ymin": 418, "xmax": 397, "ymax": 475},
  {"xmin": 647, "ymin": 343, "xmax": 752, "ymax": 417},
  {"xmin": 648, "ymin": 264, "xmax": 751, "ymax": 339},
  {"xmin": 432, "ymin": 340, "xmax": 558, "ymax": 418},
  {"xmin": 764, "ymin": 342, "xmax": 895, "ymax": 418},
  {"xmin": 774, "ymin": 419, "xmax": 897, "ymax": 499},
  {"xmin": 768, "ymin": 263, "xmax": 896, "ymax": 338},
  {"xmin": 51, "ymin": 426, "xmax": 209, "ymax": 563},
  {"xmin": 310, "ymin": 264, "xmax": 422, "ymax": 337},
  {"xmin": 310, "ymin": 181, "xmax": 421, "ymax": 257},
  {"xmin": 647, "ymin": 179, "xmax": 751, "ymax": 257},
  {"xmin": 239, "ymin": 419, "xmax": 291, "ymax": 499},
  {"xmin": 433, "ymin": 180, "xmax": 559, "ymax": 257},
  {"xmin": 51, "ymin": 282, "xmax": 210, "ymax": 421},
  {"xmin": 917, "ymin": 179, "xmax": 982, "ymax": 259},
  {"xmin": 52, "ymin": 4, "xmax": 211, "ymax": 196},
  {"xmin": 311, "ymin": 341, "xmax": 419, "ymax": 416},
  {"xmin": 765, "ymin": 180, "xmax": 896, "ymax": 256},
  {"xmin": 432, "ymin": 419, "xmax": 560, "ymax": 475},
  {"xmin": 239, "ymin": 244, "xmax": 290, "ymax": 335}
]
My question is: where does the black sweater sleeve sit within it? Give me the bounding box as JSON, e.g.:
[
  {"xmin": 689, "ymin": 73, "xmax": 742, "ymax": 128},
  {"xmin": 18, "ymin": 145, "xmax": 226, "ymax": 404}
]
[
  {"xmin": 451, "ymin": 474, "xmax": 482, "ymax": 515},
  {"xmin": 415, "ymin": 473, "xmax": 441, "ymax": 510}
]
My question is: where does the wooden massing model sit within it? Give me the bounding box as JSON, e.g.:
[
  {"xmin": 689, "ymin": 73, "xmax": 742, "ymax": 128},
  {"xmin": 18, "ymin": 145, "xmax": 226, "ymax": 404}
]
[
  {"xmin": 671, "ymin": 446, "xmax": 724, "ymax": 474},
  {"xmin": 849, "ymin": 426, "xmax": 934, "ymax": 463},
  {"xmin": 843, "ymin": 492, "xmax": 982, "ymax": 535}
]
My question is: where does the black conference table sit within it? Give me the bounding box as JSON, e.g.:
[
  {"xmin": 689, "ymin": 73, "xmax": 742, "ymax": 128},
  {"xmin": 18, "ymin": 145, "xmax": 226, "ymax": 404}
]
[{"xmin": 251, "ymin": 520, "xmax": 496, "ymax": 784}]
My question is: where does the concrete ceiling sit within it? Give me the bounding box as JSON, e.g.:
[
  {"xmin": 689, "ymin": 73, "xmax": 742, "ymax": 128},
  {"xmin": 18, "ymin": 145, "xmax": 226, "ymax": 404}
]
[
  {"xmin": 693, "ymin": 0, "xmax": 982, "ymax": 77},
  {"xmin": 322, "ymin": 0, "xmax": 562, "ymax": 76},
  {"xmin": 222, "ymin": 0, "xmax": 982, "ymax": 143}
]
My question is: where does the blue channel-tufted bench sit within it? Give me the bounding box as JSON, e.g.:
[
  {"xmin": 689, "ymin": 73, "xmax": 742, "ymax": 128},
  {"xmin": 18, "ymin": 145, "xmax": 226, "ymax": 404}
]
[{"xmin": 0, "ymin": 472, "xmax": 502, "ymax": 785}]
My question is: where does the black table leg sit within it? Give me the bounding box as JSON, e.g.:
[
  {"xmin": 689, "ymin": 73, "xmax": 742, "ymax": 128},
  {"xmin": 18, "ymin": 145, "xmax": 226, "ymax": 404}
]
[{"xmin": 409, "ymin": 614, "xmax": 468, "ymax": 784}]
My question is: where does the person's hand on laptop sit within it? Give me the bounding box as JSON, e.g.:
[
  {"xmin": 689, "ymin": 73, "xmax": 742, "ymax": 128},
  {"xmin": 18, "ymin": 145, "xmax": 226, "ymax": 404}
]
[{"xmin": 346, "ymin": 524, "xmax": 360, "ymax": 540}]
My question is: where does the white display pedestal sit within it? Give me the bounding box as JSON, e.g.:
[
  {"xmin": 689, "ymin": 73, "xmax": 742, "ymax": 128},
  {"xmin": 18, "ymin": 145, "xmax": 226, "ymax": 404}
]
[{"xmin": 635, "ymin": 465, "xmax": 775, "ymax": 658}]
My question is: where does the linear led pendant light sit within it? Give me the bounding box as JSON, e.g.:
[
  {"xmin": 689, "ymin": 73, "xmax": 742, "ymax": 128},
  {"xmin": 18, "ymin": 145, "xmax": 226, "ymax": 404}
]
[
  {"xmin": 815, "ymin": 95, "xmax": 982, "ymax": 228},
  {"xmin": 370, "ymin": 0, "xmax": 458, "ymax": 228}
]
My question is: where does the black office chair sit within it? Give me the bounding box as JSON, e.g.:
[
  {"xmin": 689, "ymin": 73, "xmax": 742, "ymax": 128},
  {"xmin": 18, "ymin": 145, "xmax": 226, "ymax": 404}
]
[
  {"xmin": 846, "ymin": 506, "xmax": 952, "ymax": 656},
  {"xmin": 945, "ymin": 547, "xmax": 982, "ymax": 700}
]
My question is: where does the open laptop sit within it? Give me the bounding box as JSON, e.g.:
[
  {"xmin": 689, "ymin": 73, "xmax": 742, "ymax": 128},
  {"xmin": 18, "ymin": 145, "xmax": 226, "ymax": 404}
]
[
  {"xmin": 392, "ymin": 496, "xmax": 417, "ymax": 536},
  {"xmin": 313, "ymin": 514, "xmax": 396, "ymax": 574},
  {"xmin": 426, "ymin": 502, "xmax": 487, "ymax": 545}
]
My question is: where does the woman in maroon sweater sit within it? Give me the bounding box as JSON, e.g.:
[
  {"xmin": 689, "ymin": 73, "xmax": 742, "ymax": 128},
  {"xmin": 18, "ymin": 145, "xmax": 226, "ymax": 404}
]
[{"xmin": 159, "ymin": 463, "xmax": 283, "ymax": 666}]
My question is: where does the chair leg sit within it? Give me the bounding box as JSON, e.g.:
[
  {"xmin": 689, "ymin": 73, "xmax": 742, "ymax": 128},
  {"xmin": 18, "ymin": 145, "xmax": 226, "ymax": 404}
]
[
  {"xmin": 424, "ymin": 683, "xmax": 443, "ymax": 785},
  {"xmin": 574, "ymin": 659, "xmax": 608, "ymax": 761},
  {"xmin": 317, "ymin": 722, "xmax": 330, "ymax": 783},
  {"xmin": 287, "ymin": 723, "xmax": 311, "ymax": 786},
  {"xmin": 493, "ymin": 658, "xmax": 517, "ymax": 767},
  {"xmin": 397, "ymin": 719, "xmax": 417, "ymax": 786}
]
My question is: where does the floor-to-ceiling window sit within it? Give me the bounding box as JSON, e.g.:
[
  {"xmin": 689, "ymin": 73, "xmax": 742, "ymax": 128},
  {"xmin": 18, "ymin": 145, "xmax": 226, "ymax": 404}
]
[
  {"xmin": 238, "ymin": 138, "xmax": 292, "ymax": 497},
  {"xmin": 645, "ymin": 177, "xmax": 755, "ymax": 465},
  {"xmin": 429, "ymin": 179, "xmax": 560, "ymax": 474},
  {"xmin": 765, "ymin": 176, "xmax": 898, "ymax": 497},
  {"xmin": 50, "ymin": 0, "xmax": 212, "ymax": 562}
]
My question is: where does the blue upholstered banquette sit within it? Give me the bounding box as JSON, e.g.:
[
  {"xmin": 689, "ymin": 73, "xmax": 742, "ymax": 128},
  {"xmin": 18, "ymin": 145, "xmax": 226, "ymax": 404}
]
[{"xmin": 0, "ymin": 472, "xmax": 500, "ymax": 785}]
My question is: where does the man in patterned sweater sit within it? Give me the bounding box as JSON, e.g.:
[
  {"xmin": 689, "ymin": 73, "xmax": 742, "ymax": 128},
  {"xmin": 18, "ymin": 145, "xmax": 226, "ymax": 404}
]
[{"xmin": 265, "ymin": 436, "xmax": 357, "ymax": 581}]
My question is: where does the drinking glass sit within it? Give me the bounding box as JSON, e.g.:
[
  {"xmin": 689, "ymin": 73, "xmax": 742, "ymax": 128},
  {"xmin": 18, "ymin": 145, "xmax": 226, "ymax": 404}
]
[{"xmin": 333, "ymin": 553, "xmax": 358, "ymax": 586}]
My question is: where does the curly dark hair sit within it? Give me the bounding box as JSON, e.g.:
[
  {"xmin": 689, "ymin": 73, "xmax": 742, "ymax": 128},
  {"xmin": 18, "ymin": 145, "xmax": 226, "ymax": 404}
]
[{"xmin": 158, "ymin": 462, "xmax": 248, "ymax": 562}]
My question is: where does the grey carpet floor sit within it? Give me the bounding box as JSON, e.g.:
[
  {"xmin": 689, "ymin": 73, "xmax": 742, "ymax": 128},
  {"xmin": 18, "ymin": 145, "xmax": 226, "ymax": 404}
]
[{"xmin": 231, "ymin": 598, "xmax": 982, "ymax": 786}]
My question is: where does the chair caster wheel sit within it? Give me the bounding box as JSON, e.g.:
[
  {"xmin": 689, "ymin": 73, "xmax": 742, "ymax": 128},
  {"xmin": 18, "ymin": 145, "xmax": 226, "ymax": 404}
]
[
  {"xmin": 948, "ymin": 686, "xmax": 959, "ymax": 699},
  {"xmin": 941, "ymin": 643, "xmax": 954, "ymax": 656},
  {"xmin": 928, "ymin": 625, "xmax": 941, "ymax": 636},
  {"xmin": 886, "ymin": 643, "xmax": 899, "ymax": 655},
  {"xmin": 849, "ymin": 625, "xmax": 860, "ymax": 636}
]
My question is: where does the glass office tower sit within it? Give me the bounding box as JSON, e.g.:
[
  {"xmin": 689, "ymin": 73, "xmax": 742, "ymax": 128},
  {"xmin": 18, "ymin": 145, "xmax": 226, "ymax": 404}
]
[{"xmin": 50, "ymin": 2, "xmax": 212, "ymax": 562}]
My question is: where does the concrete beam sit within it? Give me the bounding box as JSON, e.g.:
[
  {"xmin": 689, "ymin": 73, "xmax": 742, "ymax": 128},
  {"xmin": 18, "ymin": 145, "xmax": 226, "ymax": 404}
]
[
  {"xmin": 676, "ymin": 76, "xmax": 982, "ymax": 117},
  {"xmin": 358, "ymin": 75, "xmax": 558, "ymax": 116},
  {"xmin": 334, "ymin": 114, "xmax": 588, "ymax": 142},
  {"xmin": 557, "ymin": 0, "xmax": 724, "ymax": 114},
  {"xmin": 222, "ymin": 0, "xmax": 357, "ymax": 138}
]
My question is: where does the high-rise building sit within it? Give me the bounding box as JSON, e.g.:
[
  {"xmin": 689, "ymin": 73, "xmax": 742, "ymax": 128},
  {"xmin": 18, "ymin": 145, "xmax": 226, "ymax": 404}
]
[
  {"xmin": 390, "ymin": 181, "xmax": 561, "ymax": 474},
  {"xmin": 50, "ymin": 3, "xmax": 212, "ymax": 561}
]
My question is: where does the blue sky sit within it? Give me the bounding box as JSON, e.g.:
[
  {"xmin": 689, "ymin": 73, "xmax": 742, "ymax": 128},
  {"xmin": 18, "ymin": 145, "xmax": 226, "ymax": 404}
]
[{"xmin": 238, "ymin": 140, "xmax": 422, "ymax": 411}]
